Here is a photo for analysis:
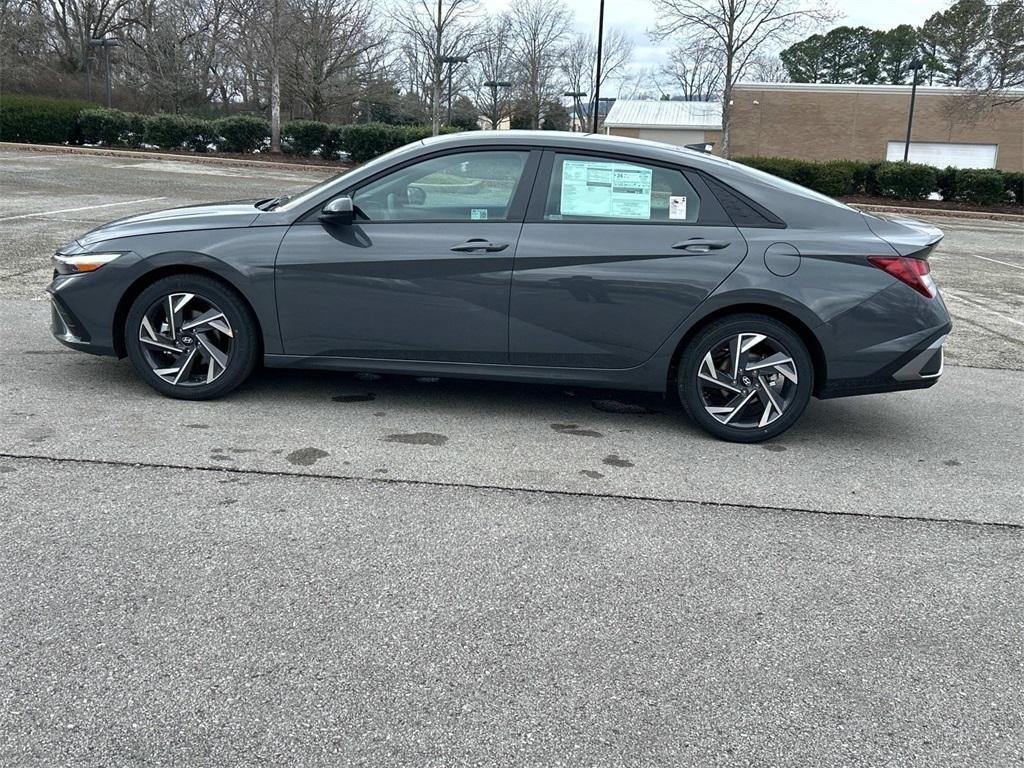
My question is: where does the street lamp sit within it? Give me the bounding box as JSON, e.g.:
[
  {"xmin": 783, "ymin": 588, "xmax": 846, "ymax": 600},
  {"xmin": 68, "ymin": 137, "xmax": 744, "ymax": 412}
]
[
  {"xmin": 903, "ymin": 58, "xmax": 923, "ymax": 163},
  {"xmin": 484, "ymin": 80, "xmax": 512, "ymax": 130},
  {"xmin": 439, "ymin": 55, "xmax": 470, "ymax": 127},
  {"xmin": 564, "ymin": 91, "xmax": 587, "ymax": 132},
  {"xmin": 88, "ymin": 36, "xmax": 122, "ymax": 108}
]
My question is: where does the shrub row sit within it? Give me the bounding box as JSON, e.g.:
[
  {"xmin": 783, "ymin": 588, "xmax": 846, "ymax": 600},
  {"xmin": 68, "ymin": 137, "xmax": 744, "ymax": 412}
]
[
  {"xmin": 1, "ymin": 95, "xmax": 458, "ymax": 163},
  {"xmin": 734, "ymin": 156, "xmax": 1022, "ymax": 206}
]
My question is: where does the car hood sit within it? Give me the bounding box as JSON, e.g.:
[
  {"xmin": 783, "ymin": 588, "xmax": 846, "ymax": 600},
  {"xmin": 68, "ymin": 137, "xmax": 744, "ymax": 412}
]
[
  {"xmin": 861, "ymin": 212, "xmax": 944, "ymax": 258},
  {"xmin": 77, "ymin": 201, "xmax": 261, "ymax": 246}
]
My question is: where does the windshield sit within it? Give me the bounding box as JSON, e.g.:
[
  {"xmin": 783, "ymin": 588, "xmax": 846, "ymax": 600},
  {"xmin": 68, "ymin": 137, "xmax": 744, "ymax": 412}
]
[{"xmin": 274, "ymin": 143, "xmax": 424, "ymax": 213}]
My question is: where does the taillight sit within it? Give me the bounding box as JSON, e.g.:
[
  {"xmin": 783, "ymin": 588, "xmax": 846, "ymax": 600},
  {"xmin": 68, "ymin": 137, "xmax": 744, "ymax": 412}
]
[{"xmin": 867, "ymin": 256, "xmax": 936, "ymax": 298}]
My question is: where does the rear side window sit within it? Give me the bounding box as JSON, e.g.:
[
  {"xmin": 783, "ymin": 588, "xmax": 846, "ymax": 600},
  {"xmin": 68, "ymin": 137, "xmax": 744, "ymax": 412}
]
[{"xmin": 543, "ymin": 153, "xmax": 701, "ymax": 224}]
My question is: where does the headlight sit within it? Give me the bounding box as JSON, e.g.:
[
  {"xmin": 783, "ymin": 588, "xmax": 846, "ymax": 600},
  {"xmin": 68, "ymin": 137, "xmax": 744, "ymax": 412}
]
[{"xmin": 52, "ymin": 252, "xmax": 124, "ymax": 275}]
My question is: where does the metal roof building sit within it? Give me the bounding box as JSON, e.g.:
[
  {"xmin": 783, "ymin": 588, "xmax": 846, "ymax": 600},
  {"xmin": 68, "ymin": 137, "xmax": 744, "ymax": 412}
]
[{"xmin": 602, "ymin": 100, "xmax": 723, "ymax": 150}]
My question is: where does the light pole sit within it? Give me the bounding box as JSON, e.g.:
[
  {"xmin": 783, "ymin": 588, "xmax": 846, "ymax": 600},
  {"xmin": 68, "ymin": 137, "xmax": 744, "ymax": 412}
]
[
  {"xmin": 564, "ymin": 91, "xmax": 586, "ymax": 131},
  {"xmin": 440, "ymin": 55, "xmax": 469, "ymax": 127},
  {"xmin": 591, "ymin": 0, "xmax": 605, "ymax": 133},
  {"xmin": 89, "ymin": 37, "xmax": 122, "ymax": 108},
  {"xmin": 903, "ymin": 58, "xmax": 923, "ymax": 163},
  {"xmin": 484, "ymin": 80, "xmax": 512, "ymax": 130}
]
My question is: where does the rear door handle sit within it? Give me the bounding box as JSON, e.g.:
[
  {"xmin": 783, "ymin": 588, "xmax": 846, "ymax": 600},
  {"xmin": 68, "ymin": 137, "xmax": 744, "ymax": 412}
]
[
  {"xmin": 672, "ymin": 239, "xmax": 731, "ymax": 253},
  {"xmin": 450, "ymin": 239, "xmax": 509, "ymax": 253}
]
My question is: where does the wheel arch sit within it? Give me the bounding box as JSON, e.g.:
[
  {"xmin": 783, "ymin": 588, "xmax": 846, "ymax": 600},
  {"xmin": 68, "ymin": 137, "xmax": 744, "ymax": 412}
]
[
  {"xmin": 667, "ymin": 303, "xmax": 828, "ymax": 397},
  {"xmin": 112, "ymin": 261, "xmax": 264, "ymax": 358}
]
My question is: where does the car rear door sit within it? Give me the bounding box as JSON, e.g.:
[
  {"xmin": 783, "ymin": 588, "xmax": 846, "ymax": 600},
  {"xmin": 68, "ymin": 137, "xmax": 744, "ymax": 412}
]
[
  {"xmin": 509, "ymin": 150, "xmax": 748, "ymax": 368},
  {"xmin": 275, "ymin": 148, "xmax": 538, "ymax": 362}
]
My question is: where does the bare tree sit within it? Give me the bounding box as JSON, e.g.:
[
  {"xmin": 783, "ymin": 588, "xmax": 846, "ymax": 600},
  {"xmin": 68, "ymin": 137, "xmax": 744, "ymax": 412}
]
[
  {"xmin": 472, "ymin": 13, "xmax": 515, "ymax": 129},
  {"xmin": 393, "ymin": 0, "xmax": 479, "ymax": 135},
  {"xmin": 746, "ymin": 53, "xmax": 789, "ymax": 83},
  {"xmin": 508, "ymin": 0, "xmax": 572, "ymax": 129},
  {"xmin": 659, "ymin": 38, "xmax": 724, "ymax": 100},
  {"xmin": 560, "ymin": 27, "xmax": 634, "ymax": 127},
  {"xmin": 652, "ymin": 0, "xmax": 832, "ymax": 156},
  {"xmin": 34, "ymin": 0, "xmax": 134, "ymax": 72},
  {"xmin": 281, "ymin": 0, "xmax": 385, "ymax": 120}
]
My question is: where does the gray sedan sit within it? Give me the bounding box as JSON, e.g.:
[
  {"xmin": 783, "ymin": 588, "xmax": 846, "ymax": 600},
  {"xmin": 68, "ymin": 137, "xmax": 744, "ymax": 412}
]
[{"xmin": 47, "ymin": 131, "xmax": 951, "ymax": 441}]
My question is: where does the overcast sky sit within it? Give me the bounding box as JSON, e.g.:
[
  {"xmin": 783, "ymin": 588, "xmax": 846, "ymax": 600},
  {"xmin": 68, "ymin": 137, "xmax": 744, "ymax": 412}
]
[{"xmin": 479, "ymin": 0, "xmax": 951, "ymax": 86}]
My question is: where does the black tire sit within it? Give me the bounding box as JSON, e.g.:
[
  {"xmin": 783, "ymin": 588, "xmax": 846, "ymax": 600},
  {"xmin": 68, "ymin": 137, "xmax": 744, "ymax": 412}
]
[
  {"xmin": 125, "ymin": 274, "xmax": 259, "ymax": 400},
  {"xmin": 678, "ymin": 314, "xmax": 813, "ymax": 443}
]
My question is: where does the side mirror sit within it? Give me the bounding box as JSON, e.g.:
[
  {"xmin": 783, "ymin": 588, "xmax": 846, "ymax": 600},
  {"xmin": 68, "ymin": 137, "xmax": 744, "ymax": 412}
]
[
  {"xmin": 406, "ymin": 185, "xmax": 426, "ymax": 206},
  {"xmin": 320, "ymin": 196, "xmax": 354, "ymax": 226}
]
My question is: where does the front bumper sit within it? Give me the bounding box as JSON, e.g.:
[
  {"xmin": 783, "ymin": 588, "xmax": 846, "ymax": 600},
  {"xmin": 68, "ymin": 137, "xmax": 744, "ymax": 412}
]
[{"xmin": 47, "ymin": 274, "xmax": 118, "ymax": 357}]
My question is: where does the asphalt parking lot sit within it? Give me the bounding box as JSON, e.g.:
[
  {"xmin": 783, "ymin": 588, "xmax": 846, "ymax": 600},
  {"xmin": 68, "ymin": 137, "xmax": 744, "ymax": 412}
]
[{"xmin": 1, "ymin": 147, "xmax": 1022, "ymax": 765}]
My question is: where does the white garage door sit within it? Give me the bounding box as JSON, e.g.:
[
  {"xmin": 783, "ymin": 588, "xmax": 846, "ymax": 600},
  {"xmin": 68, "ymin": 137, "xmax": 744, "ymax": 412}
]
[
  {"xmin": 885, "ymin": 141, "xmax": 998, "ymax": 168},
  {"xmin": 638, "ymin": 128, "xmax": 707, "ymax": 147}
]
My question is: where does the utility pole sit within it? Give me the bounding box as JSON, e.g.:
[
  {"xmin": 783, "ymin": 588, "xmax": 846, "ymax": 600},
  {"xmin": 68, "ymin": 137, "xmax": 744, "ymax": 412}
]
[
  {"xmin": 485, "ymin": 80, "xmax": 512, "ymax": 130},
  {"xmin": 591, "ymin": 0, "xmax": 605, "ymax": 133}
]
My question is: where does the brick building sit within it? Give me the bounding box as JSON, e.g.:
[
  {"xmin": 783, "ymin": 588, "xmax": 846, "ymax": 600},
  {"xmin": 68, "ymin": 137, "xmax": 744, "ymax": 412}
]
[{"xmin": 728, "ymin": 83, "xmax": 1023, "ymax": 171}]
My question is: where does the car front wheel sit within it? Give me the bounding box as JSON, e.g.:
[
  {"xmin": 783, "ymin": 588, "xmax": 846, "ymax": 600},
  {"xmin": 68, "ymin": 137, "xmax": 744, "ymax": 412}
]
[
  {"xmin": 124, "ymin": 274, "xmax": 259, "ymax": 400},
  {"xmin": 678, "ymin": 314, "xmax": 813, "ymax": 443}
]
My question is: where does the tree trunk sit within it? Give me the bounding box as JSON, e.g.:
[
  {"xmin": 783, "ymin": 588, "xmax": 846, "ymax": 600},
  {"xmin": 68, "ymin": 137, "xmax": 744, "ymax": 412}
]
[
  {"xmin": 271, "ymin": 61, "xmax": 281, "ymax": 153},
  {"xmin": 721, "ymin": 55, "xmax": 734, "ymax": 158}
]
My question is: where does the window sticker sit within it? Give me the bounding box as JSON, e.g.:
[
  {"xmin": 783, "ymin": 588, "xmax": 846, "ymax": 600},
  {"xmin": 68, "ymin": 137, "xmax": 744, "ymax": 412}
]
[
  {"xmin": 669, "ymin": 195, "xmax": 688, "ymax": 220},
  {"xmin": 560, "ymin": 160, "xmax": 652, "ymax": 219},
  {"xmin": 471, "ymin": 208, "xmax": 488, "ymax": 220}
]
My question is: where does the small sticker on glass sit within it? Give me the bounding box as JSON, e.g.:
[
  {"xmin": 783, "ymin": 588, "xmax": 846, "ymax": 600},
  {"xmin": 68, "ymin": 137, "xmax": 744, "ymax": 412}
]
[
  {"xmin": 669, "ymin": 196, "xmax": 688, "ymax": 220},
  {"xmin": 471, "ymin": 208, "xmax": 489, "ymax": 220}
]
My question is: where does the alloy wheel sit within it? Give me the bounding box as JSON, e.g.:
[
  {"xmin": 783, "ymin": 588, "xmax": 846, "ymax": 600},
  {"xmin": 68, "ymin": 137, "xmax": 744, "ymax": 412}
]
[
  {"xmin": 696, "ymin": 332, "xmax": 800, "ymax": 429},
  {"xmin": 137, "ymin": 292, "xmax": 234, "ymax": 386}
]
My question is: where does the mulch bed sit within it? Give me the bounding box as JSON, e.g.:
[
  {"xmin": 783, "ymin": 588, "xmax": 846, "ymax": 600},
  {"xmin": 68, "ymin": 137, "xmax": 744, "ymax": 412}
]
[{"xmin": 839, "ymin": 194, "xmax": 1022, "ymax": 217}]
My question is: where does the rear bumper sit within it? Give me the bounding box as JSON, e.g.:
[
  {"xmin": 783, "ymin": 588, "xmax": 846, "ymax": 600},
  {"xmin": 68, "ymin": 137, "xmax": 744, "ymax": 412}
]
[{"xmin": 818, "ymin": 326, "xmax": 950, "ymax": 399}]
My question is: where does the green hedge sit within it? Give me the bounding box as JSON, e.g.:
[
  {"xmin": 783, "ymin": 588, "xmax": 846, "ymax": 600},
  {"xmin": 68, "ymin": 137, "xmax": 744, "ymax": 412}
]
[
  {"xmin": 214, "ymin": 115, "xmax": 269, "ymax": 153},
  {"xmin": 735, "ymin": 156, "xmax": 1021, "ymax": 205},
  {"xmin": 0, "ymin": 94, "xmax": 90, "ymax": 144}
]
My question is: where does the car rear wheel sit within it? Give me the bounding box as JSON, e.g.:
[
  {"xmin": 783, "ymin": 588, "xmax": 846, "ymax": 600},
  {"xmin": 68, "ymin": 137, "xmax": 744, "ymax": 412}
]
[
  {"xmin": 125, "ymin": 275, "xmax": 258, "ymax": 400},
  {"xmin": 678, "ymin": 314, "xmax": 813, "ymax": 443}
]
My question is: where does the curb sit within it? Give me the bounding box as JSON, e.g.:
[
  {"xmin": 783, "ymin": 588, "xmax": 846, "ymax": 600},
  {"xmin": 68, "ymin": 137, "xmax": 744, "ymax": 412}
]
[
  {"xmin": 0, "ymin": 141, "xmax": 339, "ymax": 172},
  {"xmin": 847, "ymin": 203, "xmax": 1023, "ymax": 223}
]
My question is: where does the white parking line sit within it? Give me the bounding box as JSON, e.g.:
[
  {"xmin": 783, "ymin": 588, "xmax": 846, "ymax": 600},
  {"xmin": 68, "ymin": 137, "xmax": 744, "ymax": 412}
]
[
  {"xmin": 970, "ymin": 253, "xmax": 1024, "ymax": 272},
  {"xmin": 0, "ymin": 197, "xmax": 167, "ymax": 222},
  {"xmin": 943, "ymin": 289, "xmax": 1024, "ymax": 328}
]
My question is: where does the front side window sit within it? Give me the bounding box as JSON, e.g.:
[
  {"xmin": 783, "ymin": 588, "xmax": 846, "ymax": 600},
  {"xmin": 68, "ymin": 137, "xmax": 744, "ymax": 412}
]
[
  {"xmin": 544, "ymin": 153, "xmax": 701, "ymax": 224},
  {"xmin": 351, "ymin": 150, "xmax": 528, "ymax": 223}
]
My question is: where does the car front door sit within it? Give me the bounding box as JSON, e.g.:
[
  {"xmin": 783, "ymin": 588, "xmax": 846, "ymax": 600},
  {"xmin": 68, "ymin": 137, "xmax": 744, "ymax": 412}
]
[
  {"xmin": 509, "ymin": 150, "xmax": 749, "ymax": 368},
  {"xmin": 275, "ymin": 148, "xmax": 537, "ymax": 362}
]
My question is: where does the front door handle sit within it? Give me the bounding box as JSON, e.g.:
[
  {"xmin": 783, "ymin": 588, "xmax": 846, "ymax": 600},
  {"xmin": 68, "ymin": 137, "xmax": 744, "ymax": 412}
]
[
  {"xmin": 450, "ymin": 238, "xmax": 509, "ymax": 253},
  {"xmin": 671, "ymin": 238, "xmax": 731, "ymax": 253}
]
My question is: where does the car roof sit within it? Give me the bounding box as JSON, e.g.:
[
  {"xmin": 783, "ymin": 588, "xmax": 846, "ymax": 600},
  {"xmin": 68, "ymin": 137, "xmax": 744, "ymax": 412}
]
[{"xmin": 422, "ymin": 129, "xmax": 707, "ymax": 163}]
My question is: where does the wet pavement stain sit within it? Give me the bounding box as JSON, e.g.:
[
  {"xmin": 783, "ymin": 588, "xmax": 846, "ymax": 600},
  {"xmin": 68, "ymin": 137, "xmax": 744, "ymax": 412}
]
[
  {"xmin": 384, "ymin": 432, "xmax": 448, "ymax": 446},
  {"xmin": 286, "ymin": 447, "xmax": 330, "ymax": 466},
  {"xmin": 580, "ymin": 470, "xmax": 604, "ymax": 479},
  {"xmin": 591, "ymin": 399, "xmax": 657, "ymax": 415},
  {"xmin": 762, "ymin": 444, "xmax": 787, "ymax": 452},
  {"xmin": 602, "ymin": 454, "xmax": 635, "ymax": 468},
  {"xmin": 332, "ymin": 393, "xmax": 376, "ymax": 403},
  {"xmin": 551, "ymin": 423, "xmax": 604, "ymax": 438}
]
